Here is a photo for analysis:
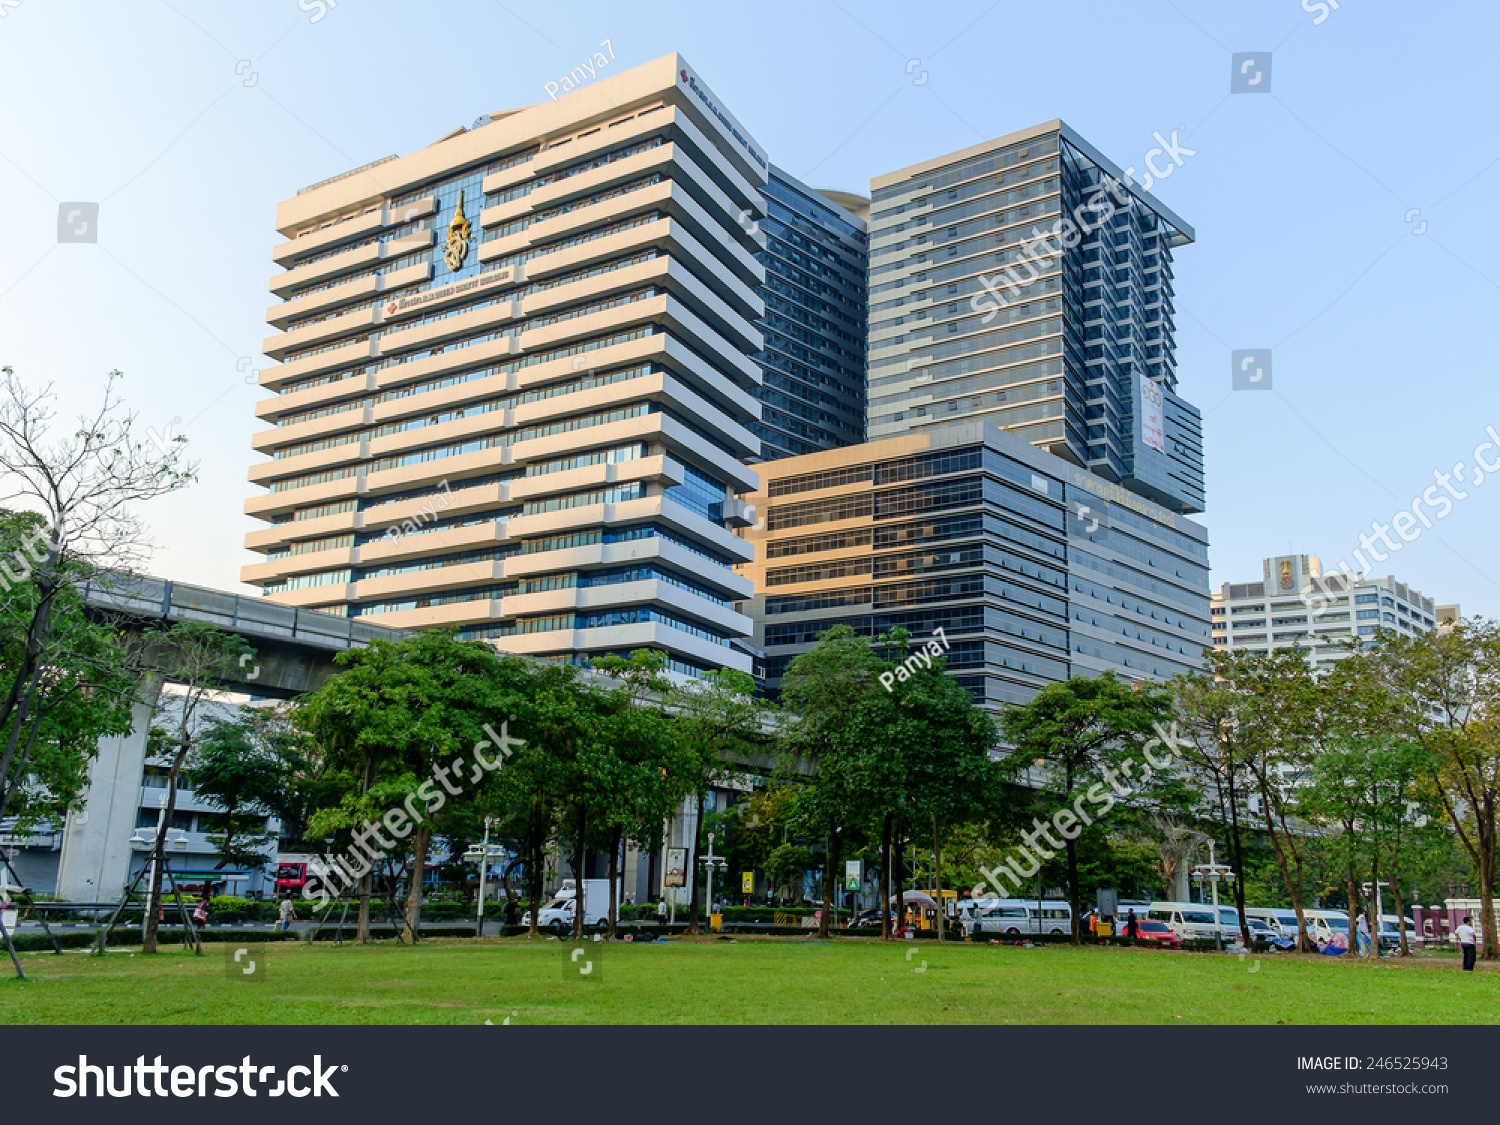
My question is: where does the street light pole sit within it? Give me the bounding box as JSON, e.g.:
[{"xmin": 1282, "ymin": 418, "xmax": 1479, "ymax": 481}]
[
  {"xmin": 1192, "ymin": 843, "xmax": 1236, "ymax": 953},
  {"xmin": 476, "ymin": 817, "xmax": 494, "ymax": 938}
]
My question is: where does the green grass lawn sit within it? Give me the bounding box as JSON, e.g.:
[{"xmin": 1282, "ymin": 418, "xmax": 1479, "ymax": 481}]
[{"xmin": 0, "ymin": 937, "xmax": 1494, "ymax": 1024}]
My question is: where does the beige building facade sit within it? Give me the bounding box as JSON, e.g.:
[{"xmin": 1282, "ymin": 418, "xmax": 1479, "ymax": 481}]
[{"xmin": 244, "ymin": 54, "xmax": 769, "ymax": 676}]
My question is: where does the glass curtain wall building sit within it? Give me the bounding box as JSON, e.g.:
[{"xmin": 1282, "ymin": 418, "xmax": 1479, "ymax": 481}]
[
  {"xmin": 752, "ymin": 168, "xmax": 868, "ymax": 459},
  {"xmin": 243, "ymin": 54, "xmax": 767, "ymax": 677},
  {"xmin": 737, "ymin": 422, "xmax": 1211, "ymax": 710},
  {"xmin": 866, "ymin": 119, "xmax": 1205, "ymax": 516}
]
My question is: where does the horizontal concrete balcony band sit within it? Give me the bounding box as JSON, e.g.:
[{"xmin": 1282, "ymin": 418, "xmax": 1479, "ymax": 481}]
[
  {"xmin": 254, "ymin": 369, "xmax": 375, "ymax": 419},
  {"xmin": 499, "ymin": 536, "xmax": 752, "ymax": 599},
  {"xmin": 249, "ymin": 436, "xmax": 370, "ymax": 485},
  {"xmin": 357, "ymin": 480, "xmax": 506, "ymax": 532},
  {"xmin": 505, "ymin": 453, "xmax": 679, "ymax": 505},
  {"xmin": 361, "ymin": 445, "xmax": 512, "ymax": 497},
  {"xmin": 355, "ymin": 559, "xmax": 504, "ymax": 601},
  {"xmin": 266, "ymin": 261, "xmax": 433, "ymax": 330},
  {"xmin": 244, "ymin": 472, "xmax": 367, "ymax": 520},
  {"xmin": 494, "ymin": 621, "xmax": 751, "ymax": 674},
  {"xmin": 359, "ymin": 598, "xmax": 504, "ymax": 631},
  {"xmin": 375, "ymin": 262, "xmax": 523, "ymax": 333},
  {"xmin": 271, "ymin": 196, "xmax": 436, "ymax": 268},
  {"xmin": 270, "ymin": 229, "xmax": 432, "ymax": 298},
  {"xmin": 251, "ymin": 405, "xmax": 373, "ymax": 453},
  {"xmin": 479, "ymin": 141, "xmax": 679, "ymax": 229},
  {"xmin": 654, "ymin": 407, "xmax": 758, "ymax": 491},
  {"xmin": 480, "ymin": 112, "xmax": 661, "ymax": 197},
  {"xmin": 261, "ymin": 583, "xmax": 355, "ymax": 609},
  {"xmin": 479, "ymin": 179, "xmax": 675, "ymax": 262},
  {"xmin": 241, "ymin": 545, "xmax": 356, "ymax": 586},
  {"xmin": 266, "ymin": 302, "xmax": 378, "ymax": 360},
  {"xmin": 263, "ymin": 339, "xmax": 378, "ymax": 390},
  {"xmin": 373, "ymin": 335, "xmax": 518, "ymax": 394},
  {"xmin": 499, "ymin": 579, "xmax": 748, "ymax": 634},
  {"xmin": 378, "ymin": 299, "xmax": 521, "ymax": 358},
  {"xmin": 354, "ymin": 518, "xmax": 506, "ymax": 566}
]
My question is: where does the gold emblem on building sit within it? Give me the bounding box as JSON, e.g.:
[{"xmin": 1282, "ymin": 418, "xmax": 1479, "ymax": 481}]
[
  {"xmin": 1278, "ymin": 558, "xmax": 1294, "ymax": 590},
  {"xmin": 443, "ymin": 189, "xmax": 471, "ymax": 272}
]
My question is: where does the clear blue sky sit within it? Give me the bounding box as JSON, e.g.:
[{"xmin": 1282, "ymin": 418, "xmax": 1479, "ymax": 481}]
[{"xmin": 1, "ymin": 0, "xmax": 1495, "ymax": 616}]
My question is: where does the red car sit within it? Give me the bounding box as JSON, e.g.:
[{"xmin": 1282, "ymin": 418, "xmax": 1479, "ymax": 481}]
[{"xmin": 1127, "ymin": 919, "xmax": 1181, "ymax": 948}]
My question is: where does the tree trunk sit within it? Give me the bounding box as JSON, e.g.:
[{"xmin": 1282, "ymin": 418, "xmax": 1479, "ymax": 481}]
[
  {"xmin": 402, "ymin": 822, "xmax": 431, "ymax": 944},
  {"xmin": 932, "ymin": 814, "xmax": 945, "ymax": 943},
  {"xmin": 893, "ymin": 832, "xmax": 904, "ymax": 935},
  {"xmin": 606, "ymin": 825, "xmax": 621, "ymax": 939},
  {"xmin": 143, "ymin": 728, "xmax": 192, "ymax": 954},
  {"xmin": 527, "ymin": 800, "xmax": 543, "ymax": 937},
  {"xmin": 686, "ymin": 793, "xmax": 705, "ymax": 935},
  {"xmin": 1226, "ymin": 763, "xmax": 1252, "ymax": 951},
  {"xmin": 1065, "ymin": 834, "xmax": 1081, "ymax": 946},
  {"xmin": 817, "ymin": 824, "xmax": 837, "ymax": 939},
  {"xmin": 879, "ymin": 814, "xmax": 892, "ymax": 941},
  {"xmin": 1479, "ymin": 798, "xmax": 1497, "ymax": 960},
  {"xmin": 357, "ymin": 755, "xmax": 377, "ymax": 943},
  {"xmin": 1344, "ymin": 859, "xmax": 1361, "ymax": 958},
  {"xmin": 572, "ymin": 807, "xmax": 587, "ymax": 941}
]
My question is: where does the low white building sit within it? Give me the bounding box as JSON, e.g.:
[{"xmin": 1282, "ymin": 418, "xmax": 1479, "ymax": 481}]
[{"xmin": 1211, "ymin": 554, "xmax": 1447, "ymax": 670}]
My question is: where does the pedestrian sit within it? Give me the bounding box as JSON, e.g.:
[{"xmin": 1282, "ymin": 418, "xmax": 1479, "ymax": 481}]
[
  {"xmin": 1356, "ymin": 913, "xmax": 1371, "ymax": 956},
  {"xmin": 1456, "ymin": 915, "xmax": 1477, "ymax": 971},
  {"xmin": 1126, "ymin": 908, "xmax": 1139, "ymax": 941},
  {"xmin": 193, "ymin": 898, "xmax": 209, "ymax": 929},
  {"xmin": 656, "ymin": 897, "xmax": 668, "ymax": 927},
  {"xmin": 503, "ymin": 897, "xmax": 519, "ymax": 926},
  {"xmin": 277, "ymin": 896, "xmax": 296, "ymax": 933}
]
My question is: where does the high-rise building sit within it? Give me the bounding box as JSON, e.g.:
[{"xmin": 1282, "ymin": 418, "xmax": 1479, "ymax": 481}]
[
  {"xmin": 244, "ymin": 53, "xmax": 768, "ymax": 678},
  {"xmin": 1211, "ymin": 554, "xmax": 1445, "ymax": 668},
  {"xmin": 737, "ymin": 421, "xmax": 1211, "ymax": 709},
  {"xmin": 866, "ymin": 120, "xmax": 1204, "ymax": 516},
  {"xmin": 752, "ymin": 169, "xmax": 868, "ymax": 459}
]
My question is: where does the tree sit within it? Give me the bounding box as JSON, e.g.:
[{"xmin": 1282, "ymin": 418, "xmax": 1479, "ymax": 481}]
[
  {"xmin": 192, "ymin": 714, "xmax": 293, "ymax": 872},
  {"xmin": 779, "ymin": 625, "xmax": 890, "ymax": 939},
  {"xmin": 140, "ymin": 622, "xmax": 252, "ymax": 954},
  {"xmin": 884, "ymin": 636, "xmax": 998, "ymax": 942},
  {"xmin": 1385, "ymin": 619, "xmax": 1500, "ymax": 959},
  {"xmin": 0, "ymin": 510, "xmax": 139, "ymax": 832},
  {"xmin": 672, "ymin": 666, "xmax": 769, "ymax": 934},
  {"xmin": 998, "ymin": 672, "xmax": 1174, "ymax": 944},
  {"xmin": 593, "ymin": 651, "xmax": 696, "ymax": 937},
  {"xmin": 0, "ymin": 369, "xmax": 194, "ymax": 824},
  {"xmin": 298, "ymin": 631, "xmax": 533, "ymax": 943}
]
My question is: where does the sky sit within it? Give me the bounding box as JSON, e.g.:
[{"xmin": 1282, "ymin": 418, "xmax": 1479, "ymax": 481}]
[{"xmin": 0, "ymin": 0, "xmax": 1496, "ymax": 616}]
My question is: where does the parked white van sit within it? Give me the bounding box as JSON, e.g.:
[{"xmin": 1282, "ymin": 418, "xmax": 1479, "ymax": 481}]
[
  {"xmin": 966, "ymin": 898, "xmax": 1072, "ymax": 936},
  {"xmin": 1147, "ymin": 901, "xmax": 1232, "ymax": 942},
  {"xmin": 1304, "ymin": 910, "xmax": 1351, "ymax": 947}
]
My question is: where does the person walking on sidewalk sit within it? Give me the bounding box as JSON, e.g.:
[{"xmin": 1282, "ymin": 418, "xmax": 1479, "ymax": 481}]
[
  {"xmin": 1456, "ymin": 915, "xmax": 1477, "ymax": 971},
  {"xmin": 278, "ymin": 896, "xmax": 297, "ymax": 933}
]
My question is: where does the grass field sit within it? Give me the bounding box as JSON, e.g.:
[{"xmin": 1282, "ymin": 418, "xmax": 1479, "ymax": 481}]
[{"xmin": 0, "ymin": 937, "xmax": 1494, "ymax": 1024}]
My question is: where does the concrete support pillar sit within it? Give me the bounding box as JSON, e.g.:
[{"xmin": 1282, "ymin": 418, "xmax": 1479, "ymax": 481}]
[{"xmin": 54, "ymin": 677, "xmax": 161, "ymax": 901}]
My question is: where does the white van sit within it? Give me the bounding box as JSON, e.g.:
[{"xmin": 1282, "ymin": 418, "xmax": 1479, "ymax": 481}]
[
  {"xmin": 1304, "ymin": 910, "xmax": 1351, "ymax": 947},
  {"xmin": 967, "ymin": 898, "xmax": 1072, "ymax": 936},
  {"xmin": 1147, "ymin": 901, "xmax": 1228, "ymax": 942}
]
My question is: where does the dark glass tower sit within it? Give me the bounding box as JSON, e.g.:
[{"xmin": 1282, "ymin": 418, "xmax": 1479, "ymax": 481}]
[
  {"xmin": 866, "ymin": 120, "xmax": 1204, "ymax": 515},
  {"xmin": 751, "ymin": 168, "xmax": 868, "ymax": 460}
]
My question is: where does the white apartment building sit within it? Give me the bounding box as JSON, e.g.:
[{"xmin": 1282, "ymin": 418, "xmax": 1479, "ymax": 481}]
[
  {"xmin": 1211, "ymin": 554, "xmax": 1447, "ymax": 668},
  {"xmin": 244, "ymin": 54, "xmax": 768, "ymax": 677}
]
